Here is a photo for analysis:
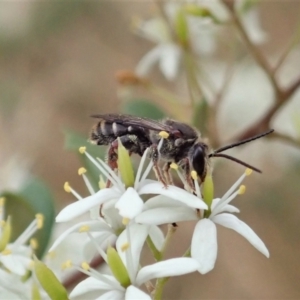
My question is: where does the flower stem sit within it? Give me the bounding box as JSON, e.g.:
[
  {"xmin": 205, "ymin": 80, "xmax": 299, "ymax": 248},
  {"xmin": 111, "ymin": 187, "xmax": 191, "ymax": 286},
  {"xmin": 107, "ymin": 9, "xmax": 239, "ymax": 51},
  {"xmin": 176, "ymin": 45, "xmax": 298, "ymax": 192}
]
[
  {"xmin": 161, "ymin": 224, "xmax": 177, "ymax": 257},
  {"xmin": 146, "ymin": 236, "xmax": 162, "ymax": 262},
  {"xmin": 153, "ymin": 277, "xmax": 170, "ymax": 300}
]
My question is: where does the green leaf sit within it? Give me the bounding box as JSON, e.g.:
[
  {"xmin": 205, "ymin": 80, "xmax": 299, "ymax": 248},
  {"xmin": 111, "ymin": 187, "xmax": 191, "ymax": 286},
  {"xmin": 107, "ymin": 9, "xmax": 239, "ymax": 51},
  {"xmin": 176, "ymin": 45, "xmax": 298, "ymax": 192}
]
[
  {"xmin": 122, "ymin": 99, "xmax": 165, "ymax": 120},
  {"xmin": 19, "ymin": 178, "xmax": 55, "ymax": 258},
  {"xmin": 34, "ymin": 257, "xmax": 68, "ymax": 300},
  {"xmin": 0, "ymin": 178, "xmax": 55, "ymax": 258}
]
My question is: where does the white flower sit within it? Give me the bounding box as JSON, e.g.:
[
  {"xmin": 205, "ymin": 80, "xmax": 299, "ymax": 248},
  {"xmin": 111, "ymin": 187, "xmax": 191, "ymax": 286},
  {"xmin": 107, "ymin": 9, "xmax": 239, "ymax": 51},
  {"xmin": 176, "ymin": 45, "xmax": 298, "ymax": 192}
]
[
  {"xmin": 0, "ymin": 204, "xmax": 44, "ymax": 277},
  {"xmin": 136, "ymin": 169, "xmax": 269, "ymax": 274},
  {"xmin": 56, "ymin": 147, "xmax": 207, "ymax": 223},
  {"xmin": 235, "ymin": 0, "xmax": 268, "ymax": 44},
  {"xmin": 69, "ymin": 224, "xmax": 200, "ymax": 300}
]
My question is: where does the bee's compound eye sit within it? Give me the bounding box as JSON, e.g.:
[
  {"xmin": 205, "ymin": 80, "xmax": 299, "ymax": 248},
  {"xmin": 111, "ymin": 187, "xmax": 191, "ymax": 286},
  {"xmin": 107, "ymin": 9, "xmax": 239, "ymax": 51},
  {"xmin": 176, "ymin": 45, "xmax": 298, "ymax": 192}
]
[
  {"xmin": 189, "ymin": 143, "xmax": 207, "ymax": 180},
  {"xmin": 175, "ymin": 138, "xmax": 184, "ymax": 147}
]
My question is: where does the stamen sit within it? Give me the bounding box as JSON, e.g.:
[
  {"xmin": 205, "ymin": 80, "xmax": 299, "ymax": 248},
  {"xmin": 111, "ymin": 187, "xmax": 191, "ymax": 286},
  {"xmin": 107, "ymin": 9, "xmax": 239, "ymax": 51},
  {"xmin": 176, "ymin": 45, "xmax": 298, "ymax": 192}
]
[
  {"xmin": 78, "ymin": 167, "xmax": 87, "ymax": 175},
  {"xmin": 47, "ymin": 251, "xmax": 56, "ymax": 259},
  {"xmin": 170, "ymin": 163, "xmax": 178, "ymax": 170},
  {"xmin": 121, "ymin": 242, "xmax": 130, "ymax": 252},
  {"xmin": 245, "ymin": 168, "xmax": 252, "ymax": 176},
  {"xmin": 64, "ymin": 182, "xmax": 71, "ymax": 193},
  {"xmin": 63, "ymin": 182, "xmax": 82, "ymax": 200},
  {"xmin": 122, "ymin": 218, "xmax": 130, "ymax": 225},
  {"xmin": 1, "ymin": 248, "xmax": 11, "ymax": 255},
  {"xmin": 86, "ymin": 232, "xmax": 108, "ymax": 262},
  {"xmin": 238, "ymin": 185, "xmax": 246, "ymax": 195},
  {"xmin": 36, "ymin": 214, "xmax": 44, "ymax": 229},
  {"xmin": 30, "ymin": 238, "xmax": 38, "ymax": 250},
  {"xmin": 61, "ymin": 260, "xmax": 72, "ymax": 270},
  {"xmin": 81, "ymin": 262, "xmax": 90, "ymax": 271},
  {"xmin": 79, "ymin": 147, "xmax": 86, "ymax": 154},
  {"xmin": 82, "ymin": 173, "xmax": 95, "ymax": 195},
  {"xmin": 78, "ymin": 225, "xmax": 90, "ymax": 233},
  {"xmin": 191, "ymin": 170, "xmax": 198, "ymax": 180},
  {"xmin": 134, "ymin": 148, "xmax": 149, "ymax": 187},
  {"xmin": 159, "ymin": 131, "xmax": 169, "ymax": 139},
  {"xmin": 99, "ymin": 175, "xmax": 106, "ymax": 190}
]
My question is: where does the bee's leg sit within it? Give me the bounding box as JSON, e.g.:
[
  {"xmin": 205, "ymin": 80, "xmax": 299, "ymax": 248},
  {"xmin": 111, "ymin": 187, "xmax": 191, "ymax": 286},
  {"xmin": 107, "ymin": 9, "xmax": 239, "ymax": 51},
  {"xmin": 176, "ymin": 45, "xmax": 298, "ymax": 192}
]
[
  {"xmin": 163, "ymin": 162, "xmax": 173, "ymax": 185},
  {"xmin": 180, "ymin": 158, "xmax": 195, "ymax": 192},
  {"xmin": 107, "ymin": 144, "xmax": 118, "ymax": 171},
  {"xmin": 150, "ymin": 144, "xmax": 167, "ymax": 188}
]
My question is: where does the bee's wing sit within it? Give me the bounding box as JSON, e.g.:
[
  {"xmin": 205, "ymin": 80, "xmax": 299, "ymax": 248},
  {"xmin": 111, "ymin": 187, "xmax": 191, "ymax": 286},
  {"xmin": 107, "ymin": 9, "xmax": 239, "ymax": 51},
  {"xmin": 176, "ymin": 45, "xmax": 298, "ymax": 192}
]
[{"xmin": 91, "ymin": 114, "xmax": 173, "ymax": 132}]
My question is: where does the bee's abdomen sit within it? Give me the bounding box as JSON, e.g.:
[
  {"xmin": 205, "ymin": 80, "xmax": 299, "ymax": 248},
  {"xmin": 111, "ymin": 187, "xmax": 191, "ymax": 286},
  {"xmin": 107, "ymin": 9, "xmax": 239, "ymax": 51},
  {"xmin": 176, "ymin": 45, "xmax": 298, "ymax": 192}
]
[{"xmin": 90, "ymin": 120, "xmax": 150, "ymax": 146}]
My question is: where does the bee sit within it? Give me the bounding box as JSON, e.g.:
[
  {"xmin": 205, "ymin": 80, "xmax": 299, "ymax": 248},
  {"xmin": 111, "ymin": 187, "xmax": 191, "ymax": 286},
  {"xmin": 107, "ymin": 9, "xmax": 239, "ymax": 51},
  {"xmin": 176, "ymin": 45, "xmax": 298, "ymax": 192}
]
[{"xmin": 89, "ymin": 113, "xmax": 273, "ymax": 189}]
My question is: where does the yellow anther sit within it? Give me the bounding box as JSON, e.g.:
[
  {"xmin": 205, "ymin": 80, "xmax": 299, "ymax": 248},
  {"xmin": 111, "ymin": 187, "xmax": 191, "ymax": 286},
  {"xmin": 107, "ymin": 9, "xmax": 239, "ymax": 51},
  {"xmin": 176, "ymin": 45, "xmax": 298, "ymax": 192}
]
[
  {"xmin": 159, "ymin": 131, "xmax": 169, "ymax": 139},
  {"xmin": 122, "ymin": 218, "xmax": 130, "ymax": 225},
  {"xmin": 46, "ymin": 251, "xmax": 56, "ymax": 259},
  {"xmin": 35, "ymin": 214, "xmax": 44, "ymax": 229},
  {"xmin": 0, "ymin": 197, "xmax": 5, "ymax": 206},
  {"xmin": 170, "ymin": 163, "xmax": 178, "ymax": 170},
  {"xmin": 81, "ymin": 262, "xmax": 90, "ymax": 271},
  {"xmin": 1, "ymin": 248, "xmax": 11, "ymax": 255},
  {"xmin": 238, "ymin": 185, "xmax": 246, "ymax": 195},
  {"xmin": 78, "ymin": 225, "xmax": 90, "ymax": 233},
  {"xmin": 121, "ymin": 242, "xmax": 130, "ymax": 252},
  {"xmin": 99, "ymin": 175, "xmax": 106, "ymax": 190},
  {"xmin": 191, "ymin": 170, "xmax": 198, "ymax": 180},
  {"xmin": 64, "ymin": 182, "xmax": 71, "ymax": 193},
  {"xmin": 78, "ymin": 167, "xmax": 87, "ymax": 175},
  {"xmin": 61, "ymin": 260, "xmax": 72, "ymax": 270},
  {"xmin": 29, "ymin": 260, "xmax": 34, "ymax": 269},
  {"xmin": 30, "ymin": 238, "xmax": 38, "ymax": 250},
  {"xmin": 79, "ymin": 146, "xmax": 86, "ymax": 154},
  {"xmin": 245, "ymin": 168, "xmax": 252, "ymax": 176}
]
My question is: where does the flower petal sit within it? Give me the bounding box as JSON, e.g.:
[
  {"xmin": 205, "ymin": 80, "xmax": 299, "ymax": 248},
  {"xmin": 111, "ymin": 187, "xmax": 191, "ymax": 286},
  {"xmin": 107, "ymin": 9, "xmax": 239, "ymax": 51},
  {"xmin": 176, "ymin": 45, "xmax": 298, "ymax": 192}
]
[
  {"xmin": 116, "ymin": 224, "xmax": 149, "ymax": 280},
  {"xmin": 96, "ymin": 290, "xmax": 124, "ymax": 300},
  {"xmin": 115, "ymin": 188, "xmax": 144, "ymax": 219},
  {"xmin": 70, "ymin": 276, "xmax": 122, "ymax": 299},
  {"xmin": 49, "ymin": 220, "xmax": 113, "ymax": 252},
  {"xmin": 125, "ymin": 285, "xmax": 151, "ymax": 300},
  {"xmin": 159, "ymin": 43, "xmax": 181, "ymax": 80},
  {"xmin": 212, "ymin": 213, "xmax": 269, "ymax": 257},
  {"xmin": 191, "ymin": 219, "xmax": 217, "ymax": 274},
  {"xmin": 139, "ymin": 183, "xmax": 207, "ymax": 210},
  {"xmin": 135, "ymin": 207, "xmax": 197, "ymax": 225},
  {"xmin": 135, "ymin": 46, "xmax": 162, "ymax": 77},
  {"xmin": 136, "ymin": 258, "xmax": 199, "ymax": 286},
  {"xmin": 0, "ymin": 254, "xmax": 31, "ymax": 276},
  {"xmin": 56, "ymin": 188, "xmax": 120, "ymax": 222},
  {"xmin": 149, "ymin": 225, "xmax": 165, "ymax": 251}
]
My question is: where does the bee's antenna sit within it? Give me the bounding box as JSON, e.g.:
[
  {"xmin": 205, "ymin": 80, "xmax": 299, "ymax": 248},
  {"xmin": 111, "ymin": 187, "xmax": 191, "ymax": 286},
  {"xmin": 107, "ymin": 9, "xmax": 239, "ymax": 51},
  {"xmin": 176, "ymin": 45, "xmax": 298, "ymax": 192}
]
[
  {"xmin": 210, "ymin": 153, "xmax": 262, "ymax": 173},
  {"xmin": 212, "ymin": 129, "xmax": 274, "ymax": 154}
]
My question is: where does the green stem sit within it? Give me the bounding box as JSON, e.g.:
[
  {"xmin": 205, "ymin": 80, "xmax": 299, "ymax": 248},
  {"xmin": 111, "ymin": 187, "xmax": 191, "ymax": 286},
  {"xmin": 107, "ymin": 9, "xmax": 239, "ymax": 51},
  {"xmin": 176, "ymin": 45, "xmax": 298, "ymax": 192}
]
[
  {"xmin": 146, "ymin": 236, "xmax": 162, "ymax": 262},
  {"xmin": 161, "ymin": 224, "xmax": 177, "ymax": 257},
  {"xmin": 153, "ymin": 277, "xmax": 170, "ymax": 300}
]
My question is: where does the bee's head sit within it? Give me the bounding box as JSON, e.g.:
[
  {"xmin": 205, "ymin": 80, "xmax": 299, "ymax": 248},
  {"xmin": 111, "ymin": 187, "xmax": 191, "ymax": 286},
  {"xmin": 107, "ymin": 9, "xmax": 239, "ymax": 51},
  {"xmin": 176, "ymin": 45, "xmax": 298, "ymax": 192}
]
[{"xmin": 189, "ymin": 142, "xmax": 209, "ymax": 182}]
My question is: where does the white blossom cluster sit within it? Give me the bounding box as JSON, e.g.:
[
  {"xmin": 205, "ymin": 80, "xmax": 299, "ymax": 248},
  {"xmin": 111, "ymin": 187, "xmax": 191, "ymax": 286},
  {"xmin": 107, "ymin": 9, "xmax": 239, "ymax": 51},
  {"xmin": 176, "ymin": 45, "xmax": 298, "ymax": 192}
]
[
  {"xmin": 51, "ymin": 141, "xmax": 269, "ymax": 300},
  {"xmin": 0, "ymin": 198, "xmax": 46, "ymax": 299}
]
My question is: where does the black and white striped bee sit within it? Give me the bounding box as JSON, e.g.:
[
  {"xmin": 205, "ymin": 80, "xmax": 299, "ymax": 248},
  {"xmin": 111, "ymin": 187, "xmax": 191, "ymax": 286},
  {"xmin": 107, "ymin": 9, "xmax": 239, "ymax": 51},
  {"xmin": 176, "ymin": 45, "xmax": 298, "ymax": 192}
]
[{"xmin": 90, "ymin": 113, "xmax": 273, "ymax": 188}]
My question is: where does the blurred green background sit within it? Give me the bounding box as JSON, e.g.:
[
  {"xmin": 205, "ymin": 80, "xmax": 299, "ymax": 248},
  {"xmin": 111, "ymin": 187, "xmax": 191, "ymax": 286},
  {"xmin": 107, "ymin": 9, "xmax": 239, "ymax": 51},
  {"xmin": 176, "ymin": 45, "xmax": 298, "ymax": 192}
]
[{"xmin": 1, "ymin": 1, "xmax": 300, "ymax": 299}]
